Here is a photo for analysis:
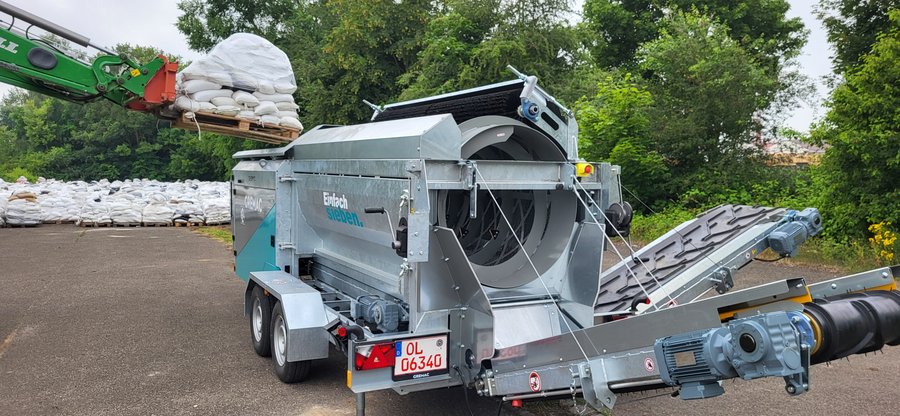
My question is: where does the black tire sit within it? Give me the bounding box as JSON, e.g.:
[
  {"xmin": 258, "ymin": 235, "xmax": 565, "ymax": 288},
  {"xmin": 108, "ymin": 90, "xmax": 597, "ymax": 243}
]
[
  {"xmin": 271, "ymin": 301, "xmax": 311, "ymax": 383},
  {"xmin": 250, "ymin": 285, "xmax": 272, "ymax": 357}
]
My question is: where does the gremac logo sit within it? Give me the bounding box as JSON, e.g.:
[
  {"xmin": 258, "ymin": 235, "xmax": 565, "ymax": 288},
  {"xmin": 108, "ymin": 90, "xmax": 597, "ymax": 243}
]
[
  {"xmin": 240, "ymin": 194, "xmax": 264, "ymax": 225},
  {"xmin": 323, "ymin": 192, "xmax": 364, "ymax": 227}
]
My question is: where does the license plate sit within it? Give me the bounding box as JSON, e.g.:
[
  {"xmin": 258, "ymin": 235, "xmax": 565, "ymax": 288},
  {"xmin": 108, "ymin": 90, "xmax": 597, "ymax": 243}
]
[{"xmin": 392, "ymin": 335, "xmax": 449, "ymax": 380}]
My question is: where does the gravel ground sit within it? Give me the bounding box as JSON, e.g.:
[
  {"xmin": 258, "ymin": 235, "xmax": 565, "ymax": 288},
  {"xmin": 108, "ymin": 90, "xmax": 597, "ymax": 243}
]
[{"xmin": 0, "ymin": 226, "xmax": 897, "ymax": 416}]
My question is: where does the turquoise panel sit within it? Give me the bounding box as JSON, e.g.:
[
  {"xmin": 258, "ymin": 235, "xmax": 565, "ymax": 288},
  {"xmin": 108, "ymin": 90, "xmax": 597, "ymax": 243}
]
[{"xmin": 235, "ymin": 206, "xmax": 279, "ymax": 281}]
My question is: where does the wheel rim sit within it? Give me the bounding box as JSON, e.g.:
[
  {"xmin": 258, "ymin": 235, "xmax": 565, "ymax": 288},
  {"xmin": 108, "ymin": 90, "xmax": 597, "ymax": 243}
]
[
  {"xmin": 274, "ymin": 315, "xmax": 287, "ymax": 366},
  {"xmin": 252, "ymin": 298, "xmax": 263, "ymax": 343}
]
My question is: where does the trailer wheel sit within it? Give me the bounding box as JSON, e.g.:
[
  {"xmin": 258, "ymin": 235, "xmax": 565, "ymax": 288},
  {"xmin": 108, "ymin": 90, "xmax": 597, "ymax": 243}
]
[
  {"xmin": 271, "ymin": 301, "xmax": 311, "ymax": 383},
  {"xmin": 250, "ymin": 286, "xmax": 272, "ymax": 357}
]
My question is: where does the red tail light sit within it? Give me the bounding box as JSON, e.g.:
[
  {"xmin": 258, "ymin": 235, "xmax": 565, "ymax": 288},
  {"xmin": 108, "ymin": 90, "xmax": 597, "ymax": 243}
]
[{"xmin": 354, "ymin": 342, "xmax": 396, "ymax": 371}]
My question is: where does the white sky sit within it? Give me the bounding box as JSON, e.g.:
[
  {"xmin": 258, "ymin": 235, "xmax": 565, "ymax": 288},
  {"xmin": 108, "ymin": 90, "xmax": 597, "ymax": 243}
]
[{"xmin": 0, "ymin": 0, "xmax": 831, "ymax": 132}]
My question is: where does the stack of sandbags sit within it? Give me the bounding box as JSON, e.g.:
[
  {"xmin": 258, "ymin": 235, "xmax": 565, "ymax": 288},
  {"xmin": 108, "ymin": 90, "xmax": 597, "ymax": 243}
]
[
  {"xmin": 40, "ymin": 192, "xmax": 80, "ymax": 223},
  {"xmin": 200, "ymin": 197, "xmax": 230, "ymax": 225},
  {"xmin": 78, "ymin": 194, "xmax": 112, "ymax": 225},
  {"xmin": 142, "ymin": 193, "xmax": 174, "ymax": 225},
  {"xmin": 6, "ymin": 191, "xmax": 43, "ymax": 226},
  {"xmin": 173, "ymin": 33, "xmax": 303, "ymax": 130},
  {"xmin": 170, "ymin": 196, "xmax": 205, "ymax": 225},
  {"xmin": 108, "ymin": 195, "xmax": 143, "ymax": 225}
]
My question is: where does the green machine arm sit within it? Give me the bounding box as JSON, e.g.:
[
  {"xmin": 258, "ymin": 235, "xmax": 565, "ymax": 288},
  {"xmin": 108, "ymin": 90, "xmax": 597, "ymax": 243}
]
[{"xmin": 0, "ymin": 1, "xmax": 177, "ymax": 111}]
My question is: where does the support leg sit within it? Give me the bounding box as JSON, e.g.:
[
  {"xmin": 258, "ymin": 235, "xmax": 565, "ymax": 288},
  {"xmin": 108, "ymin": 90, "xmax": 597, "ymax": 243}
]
[{"xmin": 356, "ymin": 392, "xmax": 365, "ymax": 416}]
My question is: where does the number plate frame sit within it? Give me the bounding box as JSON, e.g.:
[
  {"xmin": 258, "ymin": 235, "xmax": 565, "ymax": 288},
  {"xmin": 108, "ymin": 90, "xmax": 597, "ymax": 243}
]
[{"xmin": 392, "ymin": 335, "xmax": 449, "ymax": 381}]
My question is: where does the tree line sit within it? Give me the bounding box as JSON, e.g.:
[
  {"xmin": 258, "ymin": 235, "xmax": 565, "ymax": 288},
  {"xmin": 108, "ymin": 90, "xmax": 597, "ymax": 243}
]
[{"xmin": 0, "ymin": 0, "xmax": 897, "ymax": 242}]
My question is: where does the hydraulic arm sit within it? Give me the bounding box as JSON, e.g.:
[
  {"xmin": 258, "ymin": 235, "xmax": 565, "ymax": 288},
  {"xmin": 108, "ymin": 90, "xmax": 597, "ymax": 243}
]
[{"xmin": 0, "ymin": 1, "xmax": 177, "ymax": 112}]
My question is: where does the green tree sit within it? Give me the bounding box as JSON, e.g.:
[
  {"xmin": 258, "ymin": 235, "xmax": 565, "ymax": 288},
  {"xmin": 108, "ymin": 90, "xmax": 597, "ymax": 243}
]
[
  {"xmin": 176, "ymin": 0, "xmax": 298, "ymax": 51},
  {"xmin": 810, "ymin": 10, "xmax": 900, "ymax": 238},
  {"xmin": 816, "ymin": 0, "xmax": 900, "ymax": 73},
  {"xmin": 581, "ymin": 10, "xmax": 780, "ymax": 208},
  {"xmin": 582, "ymin": 0, "xmax": 806, "ymax": 76},
  {"xmin": 398, "ymin": 0, "xmax": 580, "ymax": 102}
]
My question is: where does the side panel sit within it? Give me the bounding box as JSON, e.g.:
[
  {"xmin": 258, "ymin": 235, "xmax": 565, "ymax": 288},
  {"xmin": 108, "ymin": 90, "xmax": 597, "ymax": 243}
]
[
  {"xmin": 235, "ymin": 207, "xmax": 278, "ymax": 280},
  {"xmin": 232, "ymin": 160, "xmax": 281, "ymax": 280}
]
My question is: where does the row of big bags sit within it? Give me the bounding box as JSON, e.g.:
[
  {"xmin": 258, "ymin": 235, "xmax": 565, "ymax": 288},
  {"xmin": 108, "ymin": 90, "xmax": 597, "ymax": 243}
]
[{"xmin": 0, "ymin": 177, "xmax": 230, "ymax": 227}]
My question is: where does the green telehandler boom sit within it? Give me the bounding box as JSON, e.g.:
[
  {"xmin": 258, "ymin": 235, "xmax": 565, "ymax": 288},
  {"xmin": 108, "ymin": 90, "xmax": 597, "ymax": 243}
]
[
  {"xmin": 0, "ymin": 1, "xmax": 300, "ymax": 144},
  {"xmin": 0, "ymin": 1, "xmax": 178, "ymax": 113}
]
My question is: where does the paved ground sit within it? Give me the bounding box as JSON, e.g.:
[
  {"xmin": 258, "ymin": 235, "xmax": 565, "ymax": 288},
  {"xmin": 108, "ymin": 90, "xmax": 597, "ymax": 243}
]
[{"xmin": 0, "ymin": 226, "xmax": 897, "ymax": 416}]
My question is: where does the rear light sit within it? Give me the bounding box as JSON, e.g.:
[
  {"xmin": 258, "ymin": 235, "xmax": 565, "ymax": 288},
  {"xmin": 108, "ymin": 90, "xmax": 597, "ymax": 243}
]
[
  {"xmin": 337, "ymin": 326, "xmax": 347, "ymax": 337},
  {"xmin": 354, "ymin": 342, "xmax": 396, "ymax": 370}
]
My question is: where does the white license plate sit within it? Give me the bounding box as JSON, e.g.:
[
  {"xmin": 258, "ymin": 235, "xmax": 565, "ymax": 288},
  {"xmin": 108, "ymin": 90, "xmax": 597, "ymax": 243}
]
[{"xmin": 393, "ymin": 335, "xmax": 448, "ymax": 379}]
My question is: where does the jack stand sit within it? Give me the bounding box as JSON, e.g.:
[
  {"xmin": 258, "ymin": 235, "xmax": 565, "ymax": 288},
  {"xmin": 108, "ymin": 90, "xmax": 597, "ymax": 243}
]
[{"xmin": 356, "ymin": 392, "xmax": 365, "ymax": 416}]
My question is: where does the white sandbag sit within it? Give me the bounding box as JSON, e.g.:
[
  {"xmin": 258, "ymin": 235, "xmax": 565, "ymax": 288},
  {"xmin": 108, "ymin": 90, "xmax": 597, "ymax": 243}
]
[
  {"xmin": 254, "ymin": 101, "xmax": 278, "ymax": 115},
  {"xmin": 231, "ymin": 72, "xmax": 259, "ymax": 91},
  {"xmin": 257, "ymin": 80, "xmax": 276, "ymax": 95},
  {"xmin": 276, "ymin": 110, "xmax": 298, "ymax": 118},
  {"xmin": 181, "ymin": 79, "xmax": 221, "ymax": 94},
  {"xmin": 180, "ymin": 33, "xmax": 296, "ymax": 91},
  {"xmin": 191, "ymin": 89, "xmax": 234, "ymax": 102},
  {"xmin": 237, "ymin": 111, "xmax": 258, "ymax": 120},
  {"xmin": 252, "ymin": 92, "xmax": 294, "ymax": 103},
  {"xmin": 214, "ymin": 105, "xmax": 241, "ymax": 116},
  {"xmin": 142, "ymin": 193, "xmax": 174, "ymax": 225},
  {"xmin": 274, "ymin": 83, "xmax": 297, "ymax": 94},
  {"xmin": 232, "ymin": 90, "xmax": 259, "ymax": 107},
  {"xmin": 197, "ymin": 102, "xmax": 216, "ymax": 113},
  {"xmin": 275, "ymin": 101, "xmax": 300, "ymax": 111},
  {"xmin": 174, "ymin": 96, "xmax": 203, "ymax": 112},
  {"xmin": 259, "ymin": 115, "xmax": 281, "ymax": 125},
  {"xmin": 210, "ymin": 96, "xmax": 239, "ymax": 107},
  {"xmin": 279, "ymin": 117, "xmax": 303, "ymax": 130}
]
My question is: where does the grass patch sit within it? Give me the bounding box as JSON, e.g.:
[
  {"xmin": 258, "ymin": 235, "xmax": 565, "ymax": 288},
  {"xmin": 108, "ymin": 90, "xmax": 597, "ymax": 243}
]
[{"xmin": 194, "ymin": 225, "xmax": 232, "ymax": 248}]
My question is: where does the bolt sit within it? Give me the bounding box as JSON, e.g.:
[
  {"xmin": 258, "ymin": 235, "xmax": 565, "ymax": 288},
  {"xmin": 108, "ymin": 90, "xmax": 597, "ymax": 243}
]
[
  {"xmin": 786, "ymin": 385, "xmax": 796, "ymax": 394},
  {"xmin": 460, "ymin": 314, "xmax": 466, "ymax": 319},
  {"xmin": 453, "ymin": 285, "xmax": 460, "ymax": 291},
  {"xmin": 791, "ymin": 316, "xmax": 801, "ymax": 324},
  {"xmin": 883, "ymin": 271, "xmax": 890, "ymax": 279},
  {"xmin": 831, "ymin": 283, "xmax": 838, "ymax": 289},
  {"xmin": 444, "ymin": 257, "xmax": 450, "ymax": 262},
  {"xmin": 418, "ymin": 250, "xmax": 424, "ymax": 255},
  {"xmin": 414, "ymin": 232, "xmax": 419, "ymax": 237}
]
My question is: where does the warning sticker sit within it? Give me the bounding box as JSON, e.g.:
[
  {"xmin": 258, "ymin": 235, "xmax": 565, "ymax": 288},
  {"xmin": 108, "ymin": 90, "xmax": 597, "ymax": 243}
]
[
  {"xmin": 644, "ymin": 357, "xmax": 655, "ymax": 373},
  {"xmin": 528, "ymin": 371, "xmax": 541, "ymax": 392}
]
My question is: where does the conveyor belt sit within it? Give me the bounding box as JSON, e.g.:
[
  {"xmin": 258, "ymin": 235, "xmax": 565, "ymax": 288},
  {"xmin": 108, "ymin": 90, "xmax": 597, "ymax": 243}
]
[
  {"xmin": 372, "ymin": 81, "xmax": 523, "ymax": 124},
  {"xmin": 594, "ymin": 205, "xmax": 782, "ymax": 313}
]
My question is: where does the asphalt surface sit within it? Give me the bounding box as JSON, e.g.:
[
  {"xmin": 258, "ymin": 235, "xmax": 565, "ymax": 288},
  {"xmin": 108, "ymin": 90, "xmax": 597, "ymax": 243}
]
[{"xmin": 0, "ymin": 226, "xmax": 897, "ymax": 416}]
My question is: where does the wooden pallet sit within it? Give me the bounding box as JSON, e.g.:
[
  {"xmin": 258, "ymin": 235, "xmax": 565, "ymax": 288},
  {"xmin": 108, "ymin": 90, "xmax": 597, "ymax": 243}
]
[
  {"xmin": 143, "ymin": 222, "xmax": 172, "ymax": 227},
  {"xmin": 79, "ymin": 222, "xmax": 111, "ymax": 228},
  {"xmin": 113, "ymin": 223, "xmax": 141, "ymax": 228},
  {"xmin": 43, "ymin": 220, "xmax": 76, "ymax": 225},
  {"xmin": 174, "ymin": 222, "xmax": 203, "ymax": 228},
  {"xmin": 173, "ymin": 112, "xmax": 300, "ymax": 145},
  {"xmin": 7, "ymin": 223, "xmax": 40, "ymax": 228}
]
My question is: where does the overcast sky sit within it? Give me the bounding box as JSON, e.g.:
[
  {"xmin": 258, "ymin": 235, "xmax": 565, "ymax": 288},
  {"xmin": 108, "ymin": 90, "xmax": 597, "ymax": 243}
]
[{"xmin": 0, "ymin": 0, "xmax": 832, "ymax": 132}]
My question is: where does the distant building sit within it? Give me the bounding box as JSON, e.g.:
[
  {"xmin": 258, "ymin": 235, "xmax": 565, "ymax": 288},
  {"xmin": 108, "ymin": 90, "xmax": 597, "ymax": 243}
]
[{"xmin": 764, "ymin": 137, "xmax": 826, "ymax": 167}]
